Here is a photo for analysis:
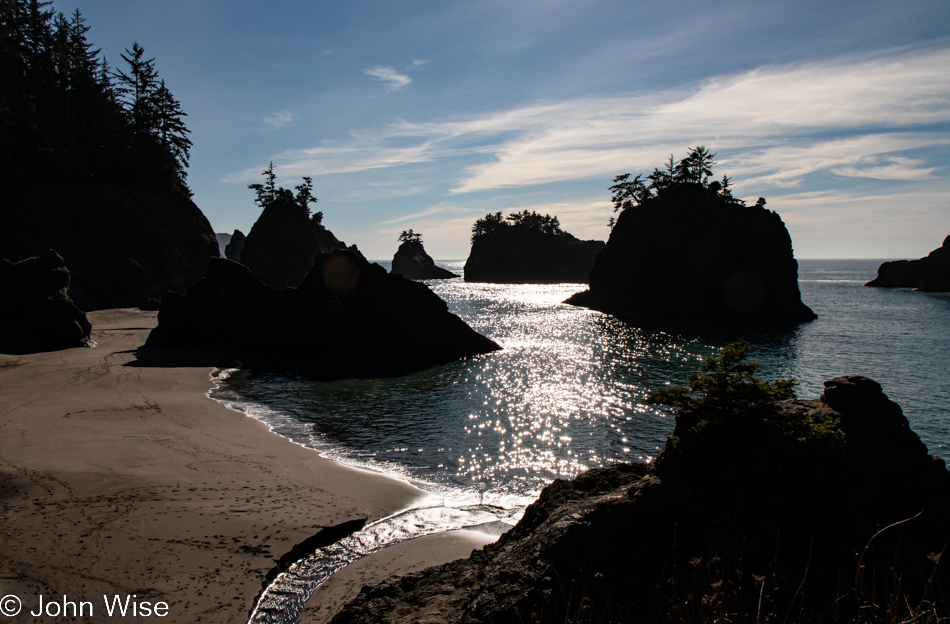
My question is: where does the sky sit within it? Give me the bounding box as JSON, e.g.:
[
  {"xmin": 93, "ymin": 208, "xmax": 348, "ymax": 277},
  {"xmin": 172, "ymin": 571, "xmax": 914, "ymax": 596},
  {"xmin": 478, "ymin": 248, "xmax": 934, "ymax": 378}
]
[{"xmin": 68, "ymin": 0, "xmax": 949, "ymax": 260}]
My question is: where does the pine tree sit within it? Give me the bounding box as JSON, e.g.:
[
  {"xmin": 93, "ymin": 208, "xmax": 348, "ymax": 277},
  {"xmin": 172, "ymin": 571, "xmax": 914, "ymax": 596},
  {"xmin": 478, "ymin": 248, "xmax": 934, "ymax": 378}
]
[{"xmin": 116, "ymin": 42, "xmax": 158, "ymax": 135}]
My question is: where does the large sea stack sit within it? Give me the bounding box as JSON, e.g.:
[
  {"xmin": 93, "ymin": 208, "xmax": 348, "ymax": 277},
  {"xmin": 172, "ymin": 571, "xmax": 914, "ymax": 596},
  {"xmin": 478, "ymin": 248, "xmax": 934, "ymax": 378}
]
[
  {"xmin": 567, "ymin": 184, "xmax": 816, "ymax": 325},
  {"xmin": 328, "ymin": 376, "xmax": 950, "ymax": 623},
  {"xmin": 146, "ymin": 251, "xmax": 500, "ymax": 378},
  {"xmin": 240, "ymin": 198, "xmax": 360, "ymax": 289},
  {"xmin": 0, "ymin": 186, "xmax": 219, "ymax": 311},
  {"xmin": 391, "ymin": 239, "xmax": 457, "ymax": 280},
  {"xmin": 866, "ymin": 235, "xmax": 950, "ymax": 292},
  {"xmin": 464, "ymin": 211, "xmax": 604, "ymax": 283},
  {"xmin": 0, "ymin": 250, "xmax": 93, "ymax": 350}
]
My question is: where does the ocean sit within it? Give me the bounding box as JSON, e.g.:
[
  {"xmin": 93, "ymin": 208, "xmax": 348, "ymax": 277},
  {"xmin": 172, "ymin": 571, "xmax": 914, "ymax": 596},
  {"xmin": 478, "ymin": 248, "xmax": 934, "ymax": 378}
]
[{"xmin": 218, "ymin": 258, "xmax": 950, "ymax": 623}]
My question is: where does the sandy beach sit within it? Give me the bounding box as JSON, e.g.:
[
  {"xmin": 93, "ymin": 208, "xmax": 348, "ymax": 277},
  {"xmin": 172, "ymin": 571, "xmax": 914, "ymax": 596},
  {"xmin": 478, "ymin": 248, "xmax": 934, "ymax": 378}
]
[{"xmin": 0, "ymin": 308, "xmax": 490, "ymax": 623}]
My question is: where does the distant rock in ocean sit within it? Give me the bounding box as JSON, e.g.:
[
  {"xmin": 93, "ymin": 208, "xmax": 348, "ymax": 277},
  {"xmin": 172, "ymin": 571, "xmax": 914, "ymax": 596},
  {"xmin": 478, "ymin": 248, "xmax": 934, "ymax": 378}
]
[
  {"xmin": 464, "ymin": 211, "xmax": 604, "ymax": 283},
  {"xmin": 866, "ymin": 235, "xmax": 950, "ymax": 292},
  {"xmin": 224, "ymin": 229, "xmax": 246, "ymax": 262},
  {"xmin": 0, "ymin": 185, "xmax": 218, "ymax": 311},
  {"xmin": 391, "ymin": 236, "xmax": 457, "ymax": 280},
  {"xmin": 146, "ymin": 251, "xmax": 500, "ymax": 378},
  {"xmin": 0, "ymin": 250, "xmax": 93, "ymax": 350},
  {"xmin": 240, "ymin": 198, "xmax": 361, "ymax": 289},
  {"xmin": 215, "ymin": 232, "xmax": 231, "ymax": 256},
  {"xmin": 328, "ymin": 375, "xmax": 950, "ymax": 623},
  {"xmin": 567, "ymin": 183, "xmax": 816, "ymax": 326}
]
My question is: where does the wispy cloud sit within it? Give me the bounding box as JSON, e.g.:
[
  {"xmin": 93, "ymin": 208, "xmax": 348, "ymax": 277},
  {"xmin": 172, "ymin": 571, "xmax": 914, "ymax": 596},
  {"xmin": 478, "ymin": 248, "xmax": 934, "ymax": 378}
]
[
  {"xmin": 363, "ymin": 66, "xmax": 411, "ymax": 90},
  {"xmin": 235, "ymin": 46, "xmax": 950, "ymax": 199},
  {"xmin": 261, "ymin": 110, "xmax": 294, "ymax": 130},
  {"xmin": 410, "ymin": 59, "xmax": 429, "ymax": 69}
]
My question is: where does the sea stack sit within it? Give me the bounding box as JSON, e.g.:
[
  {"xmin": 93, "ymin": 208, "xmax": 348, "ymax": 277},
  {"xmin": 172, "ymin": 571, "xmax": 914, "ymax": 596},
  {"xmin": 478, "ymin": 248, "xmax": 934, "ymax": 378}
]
[
  {"xmin": 147, "ymin": 251, "xmax": 499, "ymax": 378},
  {"xmin": 566, "ymin": 152, "xmax": 815, "ymax": 326},
  {"xmin": 223, "ymin": 229, "xmax": 246, "ymax": 261},
  {"xmin": 391, "ymin": 230, "xmax": 457, "ymax": 280},
  {"xmin": 866, "ymin": 235, "xmax": 950, "ymax": 292},
  {"xmin": 464, "ymin": 211, "xmax": 604, "ymax": 283}
]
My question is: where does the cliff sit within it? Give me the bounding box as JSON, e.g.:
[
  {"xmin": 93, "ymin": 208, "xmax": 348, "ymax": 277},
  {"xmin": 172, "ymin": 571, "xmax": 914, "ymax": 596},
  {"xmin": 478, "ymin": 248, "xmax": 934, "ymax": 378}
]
[
  {"xmin": 566, "ymin": 184, "xmax": 816, "ymax": 325},
  {"xmin": 465, "ymin": 223, "xmax": 604, "ymax": 284},
  {"xmin": 866, "ymin": 236, "xmax": 950, "ymax": 292},
  {"xmin": 240, "ymin": 199, "xmax": 360, "ymax": 289},
  {"xmin": 0, "ymin": 250, "xmax": 93, "ymax": 350},
  {"xmin": 146, "ymin": 251, "xmax": 500, "ymax": 378},
  {"xmin": 328, "ymin": 376, "xmax": 950, "ymax": 623},
  {"xmin": 0, "ymin": 185, "xmax": 218, "ymax": 311},
  {"xmin": 391, "ymin": 241, "xmax": 457, "ymax": 280}
]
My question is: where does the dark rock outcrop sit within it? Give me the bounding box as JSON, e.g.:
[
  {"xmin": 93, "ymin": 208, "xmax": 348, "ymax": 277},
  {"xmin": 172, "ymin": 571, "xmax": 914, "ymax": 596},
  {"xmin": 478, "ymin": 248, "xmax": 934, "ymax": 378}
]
[
  {"xmin": 566, "ymin": 185, "xmax": 816, "ymax": 326},
  {"xmin": 391, "ymin": 241, "xmax": 457, "ymax": 280},
  {"xmin": 224, "ymin": 229, "xmax": 246, "ymax": 262},
  {"xmin": 146, "ymin": 251, "xmax": 500, "ymax": 378},
  {"xmin": 0, "ymin": 185, "xmax": 218, "ymax": 311},
  {"xmin": 329, "ymin": 376, "xmax": 950, "ymax": 623},
  {"xmin": 240, "ymin": 200, "xmax": 361, "ymax": 289},
  {"xmin": 215, "ymin": 232, "xmax": 231, "ymax": 256},
  {"xmin": 0, "ymin": 250, "xmax": 93, "ymax": 350},
  {"xmin": 866, "ymin": 236, "xmax": 950, "ymax": 292},
  {"xmin": 464, "ymin": 231, "xmax": 604, "ymax": 284}
]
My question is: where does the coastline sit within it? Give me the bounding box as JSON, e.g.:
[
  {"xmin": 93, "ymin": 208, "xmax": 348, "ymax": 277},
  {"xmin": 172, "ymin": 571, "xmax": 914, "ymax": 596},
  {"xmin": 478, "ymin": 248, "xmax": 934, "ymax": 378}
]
[{"xmin": 0, "ymin": 308, "xmax": 486, "ymax": 623}]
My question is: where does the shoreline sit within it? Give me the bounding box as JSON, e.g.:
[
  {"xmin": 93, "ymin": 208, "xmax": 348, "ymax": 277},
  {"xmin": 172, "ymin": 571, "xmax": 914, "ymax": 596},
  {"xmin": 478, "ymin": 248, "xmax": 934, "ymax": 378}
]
[{"xmin": 0, "ymin": 308, "xmax": 488, "ymax": 623}]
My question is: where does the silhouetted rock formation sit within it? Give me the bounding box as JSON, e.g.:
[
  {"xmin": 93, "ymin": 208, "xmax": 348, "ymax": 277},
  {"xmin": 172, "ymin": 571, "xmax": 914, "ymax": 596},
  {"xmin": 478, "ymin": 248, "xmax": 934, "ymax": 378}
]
[
  {"xmin": 329, "ymin": 376, "xmax": 950, "ymax": 624},
  {"xmin": 146, "ymin": 251, "xmax": 500, "ymax": 378},
  {"xmin": 215, "ymin": 232, "xmax": 231, "ymax": 256},
  {"xmin": 566, "ymin": 185, "xmax": 815, "ymax": 325},
  {"xmin": 465, "ymin": 228, "xmax": 604, "ymax": 284},
  {"xmin": 224, "ymin": 229, "xmax": 246, "ymax": 262},
  {"xmin": 0, "ymin": 250, "xmax": 93, "ymax": 351},
  {"xmin": 240, "ymin": 199, "xmax": 362, "ymax": 289},
  {"xmin": 866, "ymin": 236, "xmax": 950, "ymax": 292},
  {"xmin": 391, "ymin": 241, "xmax": 457, "ymax": 280},
  {"xmin": 0, "ymin": 185, "xmax": 218, "ymax": 311}
]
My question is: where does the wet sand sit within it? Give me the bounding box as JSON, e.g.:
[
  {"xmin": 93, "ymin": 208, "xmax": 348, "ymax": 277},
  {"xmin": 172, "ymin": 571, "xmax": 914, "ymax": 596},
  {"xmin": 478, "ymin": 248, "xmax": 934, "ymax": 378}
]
[{"xmin": 0, "ymin": 308, "xmax": 486, "ymax": 623}]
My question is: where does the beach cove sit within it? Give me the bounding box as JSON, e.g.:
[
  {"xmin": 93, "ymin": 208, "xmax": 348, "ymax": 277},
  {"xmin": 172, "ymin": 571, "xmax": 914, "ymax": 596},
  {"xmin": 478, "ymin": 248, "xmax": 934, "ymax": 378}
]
[{"xmin": 0, "ymin": 308, "xmax": 490, "ymax": 623}]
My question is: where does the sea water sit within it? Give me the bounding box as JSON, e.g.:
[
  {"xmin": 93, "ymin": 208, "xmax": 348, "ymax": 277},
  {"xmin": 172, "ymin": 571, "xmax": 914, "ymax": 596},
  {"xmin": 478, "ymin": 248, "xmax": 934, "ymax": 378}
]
[{"xmin": 221, "ymin": 259, "xmax": 950, "ymax": 623}]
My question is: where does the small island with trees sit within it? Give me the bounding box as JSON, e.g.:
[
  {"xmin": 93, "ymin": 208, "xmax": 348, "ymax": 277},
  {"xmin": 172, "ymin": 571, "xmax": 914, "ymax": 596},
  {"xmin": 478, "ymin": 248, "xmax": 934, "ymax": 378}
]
[
  {"xmin": 390, "ymin": 230, "xmax": 458, "ymax": 280},
  {"xmin": 566, "ymin": 146, "xmax": 817, "ymax": 326},
  {"xmin": 464, "ymin": 210, "xmax": 605, "ymax": 283}
]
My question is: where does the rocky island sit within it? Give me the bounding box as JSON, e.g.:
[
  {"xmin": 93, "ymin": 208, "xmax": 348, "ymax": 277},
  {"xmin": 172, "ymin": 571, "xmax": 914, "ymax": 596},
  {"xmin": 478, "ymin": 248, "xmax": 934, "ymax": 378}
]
[
  {"xmin": 866, "ymin": 235, "xmax": 950, "ymax": 292},
  {"xmin": 146, "ymin": 250, "xmax": 500, "ymax": 378},
  {"xmin": 325, "ymin": 347, "xmax": 949, "ymax": 624},
  {"xmin": 238, "ymin": 165, "xmax": 363, "ymax": 289},
  {"xmin": 567, "ymin": 148, "xmax": 816, "ymax": 326},
  {"xmin": 464, "ymin": 211, "xmax": 605, "ymax": 283},
  {"xmin": 391, "ymin": 230, "xmax": 457, "ymax": 280}
]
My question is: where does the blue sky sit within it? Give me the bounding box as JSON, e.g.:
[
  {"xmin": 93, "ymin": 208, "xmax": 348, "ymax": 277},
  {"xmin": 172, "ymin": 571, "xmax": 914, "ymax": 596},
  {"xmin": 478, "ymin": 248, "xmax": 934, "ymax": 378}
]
[{"xmin": 70, "ymin": 0, "xmax": 949, "ymax": 259}]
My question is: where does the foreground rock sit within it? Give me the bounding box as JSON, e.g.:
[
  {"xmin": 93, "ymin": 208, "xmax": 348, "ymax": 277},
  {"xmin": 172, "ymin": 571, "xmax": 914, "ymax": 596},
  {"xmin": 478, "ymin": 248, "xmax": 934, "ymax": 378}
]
[
  {"xmin": 147, "ymin": 252, "xmax": 500, "ymax": 377},
  {"xmin": 0, "ymin": 250, "xmax": 93, "ymax": 350},
  {"xmin": 464, "ymin": 212, "xmax": 604, "ymax": 283},
  {"xmin": 240, "ymin": 199, "xmax": 360, "ymax": 289},
  {"xmin": 0, "ymin": 185, "xmax": 218, "ymax": 311},
  {"xmin": 391, "ymin": 240, "xmax": 457, "ymax": 280},
  {"xmin": 329, "ymin": 376, "xmax": 949, "ymax": 623},
  {"xmin": 866, "ymin": 235, "xmax": 950, "ymax": 292}
]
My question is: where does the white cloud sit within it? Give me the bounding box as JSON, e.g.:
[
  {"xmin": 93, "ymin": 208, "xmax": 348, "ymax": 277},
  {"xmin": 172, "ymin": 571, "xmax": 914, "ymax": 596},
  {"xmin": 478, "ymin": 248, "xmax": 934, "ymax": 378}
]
[
  {"xmin": 260, "ymin": 110, "xmax": 293, "ymax": 130},
  {"xmin": 410, "ymin": 59, "xmax": 429, "ymax": 69},
  {"xmin": 233, "ymin": 46, "xmax": 950, "ymax": 200},
  {"xmin": 363, "ymin": 66, "xmax": 411, "ymax": 90}
]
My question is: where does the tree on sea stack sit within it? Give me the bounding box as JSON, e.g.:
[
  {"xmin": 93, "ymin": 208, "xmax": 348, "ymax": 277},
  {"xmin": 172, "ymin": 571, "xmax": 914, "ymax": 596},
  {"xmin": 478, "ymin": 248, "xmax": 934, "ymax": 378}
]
[{"xmin": 398, "ymin": 229, "xmax": 423, "ymax": 244}]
